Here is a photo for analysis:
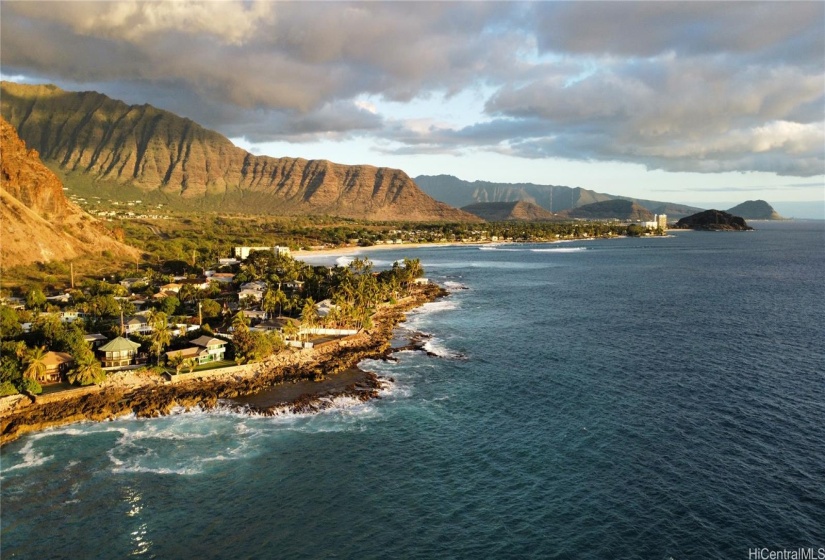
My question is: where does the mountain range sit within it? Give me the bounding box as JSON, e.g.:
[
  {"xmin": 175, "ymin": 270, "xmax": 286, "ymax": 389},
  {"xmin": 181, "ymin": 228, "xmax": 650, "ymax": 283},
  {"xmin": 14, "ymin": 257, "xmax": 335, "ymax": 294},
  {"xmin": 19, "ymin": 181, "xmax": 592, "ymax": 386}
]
[
  {"xmin": 0, "ymin": 82, "xmax": 475, "ymax": 222},
  {"xmin": 415, "ymin": 175, "xmax": 705, "ymax": 219},
  {"xmin": 0, "ymin": 115, "xmax": 138, "ymax": 269}
]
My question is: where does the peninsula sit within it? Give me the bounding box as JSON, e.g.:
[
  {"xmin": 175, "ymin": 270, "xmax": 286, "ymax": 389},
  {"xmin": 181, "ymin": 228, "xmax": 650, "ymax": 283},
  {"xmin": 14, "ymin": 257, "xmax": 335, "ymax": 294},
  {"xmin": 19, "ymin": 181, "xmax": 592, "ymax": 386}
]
[{"xmin": 0, "ymin": 283, "xmax": 445, "ymax": 445}]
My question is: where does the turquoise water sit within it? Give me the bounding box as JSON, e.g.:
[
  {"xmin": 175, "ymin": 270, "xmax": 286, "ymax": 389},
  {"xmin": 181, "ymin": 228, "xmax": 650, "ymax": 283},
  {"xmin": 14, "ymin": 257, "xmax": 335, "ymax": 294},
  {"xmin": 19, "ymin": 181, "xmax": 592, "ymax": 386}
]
[{"xmin": 2, "ymin": 222, "xmax": 824, "ymax": 559}]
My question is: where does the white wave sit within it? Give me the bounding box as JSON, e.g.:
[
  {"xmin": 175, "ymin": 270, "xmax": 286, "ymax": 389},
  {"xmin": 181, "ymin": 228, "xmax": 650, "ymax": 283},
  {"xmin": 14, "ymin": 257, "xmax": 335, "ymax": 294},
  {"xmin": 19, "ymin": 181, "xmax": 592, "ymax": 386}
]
[
  {"xmin": 1, "ymin": 439, "xmax": 54, "ymax": 474},
  {"xmin": 335, "ymin": 255, "xmax": 354, "ymax": 267},
  {"xmin": 411, "ymin": 299, "xmax": 458, "ymax": 314},
  {"xmin": 530, "ymin": 247, "xmax": 587, "ymax": 253},
  {"xmin": 422, "ymin": 339, "xmax": 466, "ymax": 360},
  {"xmin": 443, "ymin": 280, "xmax": 469, "ymax": 290},
  {"xmin": 478, "ymin": 246, "xmax": 523, "ymax": 252}
]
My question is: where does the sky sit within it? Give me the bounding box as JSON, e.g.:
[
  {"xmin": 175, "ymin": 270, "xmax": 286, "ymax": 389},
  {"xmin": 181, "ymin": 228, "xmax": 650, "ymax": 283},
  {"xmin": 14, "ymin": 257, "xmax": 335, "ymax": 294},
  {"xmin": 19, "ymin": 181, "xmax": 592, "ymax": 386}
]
[{"xmin": 1, "ymin": 1, "xmax": 823, "ymax": 216}]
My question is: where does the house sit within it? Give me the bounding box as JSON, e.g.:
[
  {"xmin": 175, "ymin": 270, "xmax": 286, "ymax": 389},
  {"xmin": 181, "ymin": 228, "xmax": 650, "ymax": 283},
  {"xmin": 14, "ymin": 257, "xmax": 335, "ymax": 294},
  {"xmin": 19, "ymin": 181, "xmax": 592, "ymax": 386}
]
[
  {"xmin": 284, "ymin": 280, "xmax": 304, "ymax": 291},
  {"xmin": 120, "ymin": 277, "xmax": 148, "ymax": 289},
  {"xmin": 124, "ymin": 315, "xmax": 153, "ymax": 335},
  {"xmin": 46, "ymin": 293, "xmax": 72, "ymax": 304},
  {"xmin": 159, "ymin": 283, "xmax": 182, "ymax": 293},
  {"xmin": 315, "ymin": 299, "xmax": 338, "ymax": 318},
  {"xmin": 41, "ymin": 351, "xmax": 74, "ymax": 384},
  {"xmin": 84, "ymin": 333, "xmax": 108, "ymax": 349},
  {"xmin": 208, "ymin": 272, "xmax": 236, "ymax": 284},
  {"xmin": 218, "ymin": 258, "xmax": 240, "ymax": 266},
  {"xmin": 243, "ymin": 309, "xmax": 268, "ymax": 321},
  {"xmin": 179, "ymin": 278, "xmax": 211, "ymax": 291},
  {"xmin": 238, "ymin": 281, "xmax": 267, "ymax": 303},
  {"xmin": 58, "ymin": 310, "xmax": 87, "ymax": 323},
  {"xmin": 98, "ymin": 336, "xmax": 143, "ymax": 368},
  {"xmin": 253, "ymin": 317, "xmax": 300, "ymax": 336},
  {"xmin": 165, "ymin": 336, "xmax": 227, "ymax": 365},
  {"xmin": 413, "ymin": 278, "xmax": 429, "ymax": 285},
  {"xmin": 153, "ymin": 290, "xmax": 179, "ymax": 301}
]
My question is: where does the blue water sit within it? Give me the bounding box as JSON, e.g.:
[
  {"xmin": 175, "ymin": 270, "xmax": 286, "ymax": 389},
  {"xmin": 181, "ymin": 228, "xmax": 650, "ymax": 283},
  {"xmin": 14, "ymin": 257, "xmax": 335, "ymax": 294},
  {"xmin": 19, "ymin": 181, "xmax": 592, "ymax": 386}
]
[{"xmin": 3, "ymin": 222, "xmax": 824, "ymax": 559}]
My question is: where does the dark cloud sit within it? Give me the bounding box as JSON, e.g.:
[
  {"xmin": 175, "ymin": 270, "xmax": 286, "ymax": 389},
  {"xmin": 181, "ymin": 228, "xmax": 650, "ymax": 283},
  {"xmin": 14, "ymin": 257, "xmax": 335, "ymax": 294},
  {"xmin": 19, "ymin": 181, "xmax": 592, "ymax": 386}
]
[{"xmin": 1, "ymin": 1, "xmax": 822, "ymax": 177}]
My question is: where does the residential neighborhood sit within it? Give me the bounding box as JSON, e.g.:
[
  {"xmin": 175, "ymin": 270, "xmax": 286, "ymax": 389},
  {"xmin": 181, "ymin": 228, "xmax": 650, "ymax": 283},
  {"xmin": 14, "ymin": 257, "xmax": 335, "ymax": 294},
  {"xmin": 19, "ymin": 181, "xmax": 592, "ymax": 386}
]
[{"xmin": 0, "ymin": 249, "xmax": 426, "ymax": 396}]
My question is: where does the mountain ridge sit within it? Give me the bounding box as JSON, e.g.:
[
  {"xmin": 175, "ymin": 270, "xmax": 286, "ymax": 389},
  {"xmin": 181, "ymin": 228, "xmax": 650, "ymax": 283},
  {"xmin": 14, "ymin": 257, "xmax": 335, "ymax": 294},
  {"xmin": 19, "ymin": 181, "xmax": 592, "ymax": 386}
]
[
  {"xmin": 461, "ymin": 201, "xmax": 557, "ymax": 221},
  {"xmin": 0, "ymin": 115, "xmax": 139, "ymax": 268},
  {"xmin": 415, "ymin": 174, "xmax": 704, "ymax": 219},
  {"xmin": 0, "ymin": 82, "xmax": 477, "ymax": 222}
]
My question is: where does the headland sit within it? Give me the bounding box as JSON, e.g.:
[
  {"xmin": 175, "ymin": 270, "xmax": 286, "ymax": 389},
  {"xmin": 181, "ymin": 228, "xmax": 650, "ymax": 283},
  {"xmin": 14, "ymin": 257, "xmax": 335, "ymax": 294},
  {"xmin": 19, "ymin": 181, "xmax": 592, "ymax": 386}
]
[{"xmin": 0, "ymin": 284, "xmax": 446, "ymax": 446}]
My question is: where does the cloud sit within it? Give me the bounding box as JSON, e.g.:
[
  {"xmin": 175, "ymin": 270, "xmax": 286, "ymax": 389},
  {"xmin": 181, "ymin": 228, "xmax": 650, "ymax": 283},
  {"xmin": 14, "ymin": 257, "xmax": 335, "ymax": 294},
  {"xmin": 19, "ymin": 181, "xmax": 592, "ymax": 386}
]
[{"xmin": 0, "ymin": 1, "xmax": 822, "ymax": 177}]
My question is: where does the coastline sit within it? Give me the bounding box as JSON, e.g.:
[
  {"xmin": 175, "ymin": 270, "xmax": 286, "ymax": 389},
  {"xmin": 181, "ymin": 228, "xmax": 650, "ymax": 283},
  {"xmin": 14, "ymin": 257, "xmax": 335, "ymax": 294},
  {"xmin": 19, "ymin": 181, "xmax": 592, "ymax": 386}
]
[
  {"xmin": 0, "ymin": 284, "xmax": 447, "ymax": 446},
  {"xmin": 291, "ymin": 241, "xmax": 486, "ymax": 259}
]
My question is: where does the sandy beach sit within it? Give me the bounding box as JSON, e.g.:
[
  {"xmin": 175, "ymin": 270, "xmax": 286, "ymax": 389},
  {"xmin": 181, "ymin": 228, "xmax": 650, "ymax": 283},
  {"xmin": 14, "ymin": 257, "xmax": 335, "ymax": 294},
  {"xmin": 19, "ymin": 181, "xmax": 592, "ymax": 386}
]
[{"xmin": 292, "ymin": 241, "xmax": 488, "ymax": 260}]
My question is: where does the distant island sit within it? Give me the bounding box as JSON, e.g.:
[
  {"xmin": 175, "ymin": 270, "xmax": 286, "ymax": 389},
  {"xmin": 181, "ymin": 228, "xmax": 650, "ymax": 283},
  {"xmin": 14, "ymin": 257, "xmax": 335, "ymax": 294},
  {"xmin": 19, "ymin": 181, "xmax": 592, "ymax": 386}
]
[
  {"xmin": 726, "ymin": 200, "xmax": 784, "ymax": 220},
  {"xmin": 673, "ymin": 210, "xmax": 753, "ymax": 231}
]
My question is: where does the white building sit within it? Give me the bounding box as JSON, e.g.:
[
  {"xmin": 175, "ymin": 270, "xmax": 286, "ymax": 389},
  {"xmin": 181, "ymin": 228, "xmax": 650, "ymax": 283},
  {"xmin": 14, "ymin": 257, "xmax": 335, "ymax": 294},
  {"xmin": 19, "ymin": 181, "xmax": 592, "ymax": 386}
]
[{"xmin": 233, "ymin": 246, "xmax": 291, "ymax": 260}]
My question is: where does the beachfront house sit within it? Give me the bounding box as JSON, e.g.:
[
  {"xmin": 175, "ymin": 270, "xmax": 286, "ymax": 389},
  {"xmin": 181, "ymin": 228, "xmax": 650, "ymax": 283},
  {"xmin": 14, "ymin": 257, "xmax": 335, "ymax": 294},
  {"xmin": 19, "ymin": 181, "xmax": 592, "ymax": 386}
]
[
  {"xmin": 98, "ymin": 336, "xmax": 143, "ymax": 368},
  {"xmin": 165, "ymin": 336, "xmax": 227, "ymax": 366},
  {"xmin": 41, "ymin": 351, "xmax": 74, "ymax": 384}
]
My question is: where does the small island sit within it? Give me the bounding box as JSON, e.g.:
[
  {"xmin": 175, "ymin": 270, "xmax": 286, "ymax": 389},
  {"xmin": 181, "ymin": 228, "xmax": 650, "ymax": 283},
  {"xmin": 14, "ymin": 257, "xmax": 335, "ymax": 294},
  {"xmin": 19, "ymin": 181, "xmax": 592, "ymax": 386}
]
[{"xmin": 673, "ymin": 210, "xmax": 753, "ymax": 231}]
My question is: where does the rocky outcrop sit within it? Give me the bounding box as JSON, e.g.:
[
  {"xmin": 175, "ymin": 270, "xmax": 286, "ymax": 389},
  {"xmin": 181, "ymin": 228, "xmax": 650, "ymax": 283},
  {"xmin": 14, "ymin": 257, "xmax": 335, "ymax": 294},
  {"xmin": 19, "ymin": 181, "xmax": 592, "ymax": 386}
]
[
  {"xmin": 727, "ymin": 200, "xmax": 783, "ymax": 220},
  {"xmin": 0, "ymin": 82, "xmax": 477, "ymax": 222},
  {"xmin": 0, "ymin": 115, "xmax": 139, "ymax": 268},
  {"xmin": 461, "ymin": 200, "xmax": 557, "ymax": 221},
  {"xmin": 561, "ymin": 199, "xmax": 654, "ymax": 221},
  {"xmin": 674, "ymin": 210, "xmax": 753, "ymax": 231}
]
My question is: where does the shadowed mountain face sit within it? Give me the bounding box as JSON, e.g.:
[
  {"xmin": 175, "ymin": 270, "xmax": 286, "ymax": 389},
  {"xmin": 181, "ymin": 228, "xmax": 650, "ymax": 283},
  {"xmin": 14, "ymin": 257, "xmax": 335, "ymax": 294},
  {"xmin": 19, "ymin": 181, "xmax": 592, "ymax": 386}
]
[
  {"xmin": 415, "ymin": 174, "xmax": 704, "ymax": 219},
  {"xmin": 0, "ymin": 82, "xmax": 477, "ymax": 222},
  {"xmin": 0, "ymin": 115, "xmax": 138, "ymax": 268},
  {"xmin": 560, "ymin": 199, "xmax": 654, "ymax": 221},
  {"xmin": 461, "ymin": 201, "xmax": 557, "ymax": 221}
]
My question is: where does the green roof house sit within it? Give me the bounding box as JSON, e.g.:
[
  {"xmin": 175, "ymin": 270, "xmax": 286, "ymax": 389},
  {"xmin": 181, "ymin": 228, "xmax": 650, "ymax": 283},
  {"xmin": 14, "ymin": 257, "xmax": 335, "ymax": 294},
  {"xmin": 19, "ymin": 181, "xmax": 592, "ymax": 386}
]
[{"xmin": 98, "ymin": 336, "xmax": 143, "ymax": 368}]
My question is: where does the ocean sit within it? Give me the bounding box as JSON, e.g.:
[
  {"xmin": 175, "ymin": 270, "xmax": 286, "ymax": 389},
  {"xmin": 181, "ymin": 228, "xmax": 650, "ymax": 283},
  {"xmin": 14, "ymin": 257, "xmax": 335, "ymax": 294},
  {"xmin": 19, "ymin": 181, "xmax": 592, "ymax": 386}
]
[{"xmin": 2, "ymin": 221, "xmax": 823, "ymax": 559}]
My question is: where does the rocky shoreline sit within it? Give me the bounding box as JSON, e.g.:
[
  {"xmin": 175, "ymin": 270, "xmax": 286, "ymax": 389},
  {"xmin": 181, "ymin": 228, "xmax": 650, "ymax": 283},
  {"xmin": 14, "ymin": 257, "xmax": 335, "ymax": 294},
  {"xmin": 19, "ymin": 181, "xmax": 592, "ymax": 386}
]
[{"xmin": 0, "ymin": 285, "xmax": 447, "ymax": 446}]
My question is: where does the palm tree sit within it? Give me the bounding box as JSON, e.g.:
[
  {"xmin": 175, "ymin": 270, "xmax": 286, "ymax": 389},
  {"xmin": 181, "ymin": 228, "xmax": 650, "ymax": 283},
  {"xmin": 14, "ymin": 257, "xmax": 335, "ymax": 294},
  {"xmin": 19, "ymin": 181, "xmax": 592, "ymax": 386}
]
[
  {"xmin": 184, "ymin": 358, "xmax": 197, "ymax": 374},
  {"xmin": 232, "ymin": 311, "xmax": 250, "ymax": 333},
  {"xmin": 146, "ymin": 310, "xmax": 171, "ymax": 365},
  {"xmin": 23, "ymin": 346, "xmax": 47, "ymax": 383},
  {"xmin": 262, "ymin": 288, "xmax": 287, "ymax": 319},
  {"xmin": 300, "ymin": 298, "xmax": 317, "ymax": 340},
  {"xmin": 169, "ymin": 353, "xmax": 187, "ymax": 375},
  {"xmin": 281, "ymin": 319, "xmax": 299, "ymax": 342},
  {"xmin": 67, "ymin": 351, "xmax": 106, "ymax": 386}
]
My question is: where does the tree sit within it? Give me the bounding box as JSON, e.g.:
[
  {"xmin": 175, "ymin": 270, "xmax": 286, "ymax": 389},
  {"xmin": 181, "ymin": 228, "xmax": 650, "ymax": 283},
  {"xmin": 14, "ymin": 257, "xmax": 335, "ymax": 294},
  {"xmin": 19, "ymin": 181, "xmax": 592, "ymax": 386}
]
[
  {"xmin": 22, "ymin": 346, "xmax": 48, "ymax": 383},
  {"xmin": 25, "ymin": 288, "xmax": 47, "ymax": 311},
  {"xmin": 300, "ymin": 298, "xmax": 318, "ymax": 339},
  {"xmin": 232, "ymin": 311, "xmax": 250, "ymax": 334},
  {"xmin": 281, "ymin": 319, "xmax": 299, "ymax": 341},
  {"xmin": 66, "ymin": 351, "xmax": 106, "ymax": 386},
  {"xmin": 262, "ymin": 287, "xmax": 287, "ymax": 318},
  {"xmin": 159, "ymin": 295, "xmax": 181, "ymax": 316},
  {"xmin": 0, "ymin": 305, "xmax": 22, "ymax": 340},
  {"xmin": 168, "ymin": 353, "xmax": 187, "ymax": 375},
  {"xmin": 147, "ymin": 310, "xmax": 172, "ymax": 365},
  {"xmin": 184, "ymin": 358, "xmax": 197, "ymax": 374},
  {"xmin": 200, "ymin": 299, "xmax": 221, "ymax": 320}
]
